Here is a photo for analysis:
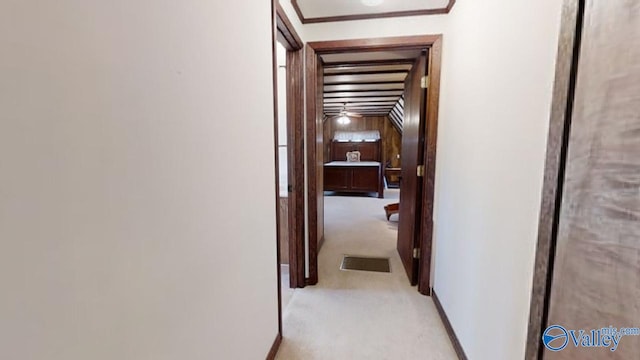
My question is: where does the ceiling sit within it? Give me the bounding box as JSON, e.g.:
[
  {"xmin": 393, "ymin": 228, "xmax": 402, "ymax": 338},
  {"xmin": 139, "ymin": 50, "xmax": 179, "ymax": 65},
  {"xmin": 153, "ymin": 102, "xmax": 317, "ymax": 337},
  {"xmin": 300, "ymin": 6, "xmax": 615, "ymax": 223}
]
[
  {"xmin": 293, "ymin": 0, "xmax": 455, "ymax": 23},
  {"xmin": 322, "ymin": 50, "xmax": 418, "ymax": 128}
]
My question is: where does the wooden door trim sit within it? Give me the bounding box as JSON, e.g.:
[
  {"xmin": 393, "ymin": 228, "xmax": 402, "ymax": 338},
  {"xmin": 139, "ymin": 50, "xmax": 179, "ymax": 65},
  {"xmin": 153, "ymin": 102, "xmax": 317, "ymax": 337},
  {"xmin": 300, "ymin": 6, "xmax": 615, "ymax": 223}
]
[
  {"xmin": 270, "ymin": 0, "xmax": 283, "ymax": 341},
  {"xmin": 308, "ymin": 35, "xmax": 443, "ymax": 53},
  {"xmin": 275, "ymin": 0, "xmax": 305, "ymax": 291},
  {"xmin": 305, "ymin": 35, "xmax": 443, "ymax": 289},
  {"xmin": 276, "ymin": 2, "xmax": 303, "ymax": 50},
  {"xmin": 525, "ymin": 0, "xmax": 584, "ymax": 359},
  {"xmin": 305, "ymin": 44, "xmax": 323, "ymax": 285},
  {"xmin": 270, "ymin": 1, "xmax": 305, "ymax": 353}
]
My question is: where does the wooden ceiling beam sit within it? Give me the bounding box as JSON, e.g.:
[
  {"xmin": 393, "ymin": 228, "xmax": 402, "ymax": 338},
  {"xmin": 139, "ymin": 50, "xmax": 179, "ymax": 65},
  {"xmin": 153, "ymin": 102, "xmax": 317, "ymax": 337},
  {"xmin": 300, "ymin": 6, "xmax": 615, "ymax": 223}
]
[
  {"xmin": 326, "ymin": 110, "xmax": 393, "ymax": 114},
  {"xmin": 325, "ymin": 107, "xmax": 397, "ymax": 112},
  {"xmin": 323, "ymin": 59, "xmax": 415, "ymax": 67},
  {"xmin": 323, "ymin": 69, "xmax": 409, "ymax": 77},
  {"xmin": 324, "ymin": 74, "xmax": 407, "ymax": 84},
  {"xmin": 324, "ymin": 90, "xmax": 404, "ymax": 98},
  {"xmin": 325, "ymin": 107, "xmax": 395, "ymax": 111},
  {"xmin": 324, "ymin": 65, "xmax": 412, "ymax": 75},
  {"xmin": 324, "ymin": 83, "xmax": 405, "ymax": 92},
  {"xmin": 324, "ymin": 97, "xmax": 401, "ymax": 103}
]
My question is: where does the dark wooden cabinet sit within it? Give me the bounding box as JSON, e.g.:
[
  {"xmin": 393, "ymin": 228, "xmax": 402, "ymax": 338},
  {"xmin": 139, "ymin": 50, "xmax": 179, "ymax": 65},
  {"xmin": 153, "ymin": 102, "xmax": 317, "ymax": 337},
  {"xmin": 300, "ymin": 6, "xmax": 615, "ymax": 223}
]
[
  {"xmin": 324, "ymin": 166, "xmax": 351, "ymax": 190},
  {"xmin": 324, "ymin": 139, "xmax": 384, "ymax": 198},
  {"xmin": 324, "ymin": 163, "xmax": 383, "ymax": 198}
]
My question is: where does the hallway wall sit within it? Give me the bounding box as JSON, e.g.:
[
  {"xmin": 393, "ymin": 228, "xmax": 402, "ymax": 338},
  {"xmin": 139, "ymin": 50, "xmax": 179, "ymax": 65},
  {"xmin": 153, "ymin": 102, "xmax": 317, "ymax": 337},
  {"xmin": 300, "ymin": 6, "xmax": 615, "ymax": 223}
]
[
  {"xmin": 0, "ymin": 1, "xmax": 278, "ymax": 359},
  {"xmin": 278, "ymin": 2, "xmax": 563, "ymax": 358},
  {"xmin": 432, "ymin": 1, "xmax": 563, "ymax": 359}
]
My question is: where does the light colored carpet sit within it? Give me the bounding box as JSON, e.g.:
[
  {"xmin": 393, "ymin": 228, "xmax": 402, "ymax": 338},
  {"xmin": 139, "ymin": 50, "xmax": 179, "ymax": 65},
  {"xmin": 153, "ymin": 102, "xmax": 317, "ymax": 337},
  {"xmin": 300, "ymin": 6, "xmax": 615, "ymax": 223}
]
[
  {"xmin": 281, "ymin": 264, "xmax": 295, "ymax": 311},
  {"xmin": 276, "ymin": 190, "xmax": 457, "ymax": 360}
]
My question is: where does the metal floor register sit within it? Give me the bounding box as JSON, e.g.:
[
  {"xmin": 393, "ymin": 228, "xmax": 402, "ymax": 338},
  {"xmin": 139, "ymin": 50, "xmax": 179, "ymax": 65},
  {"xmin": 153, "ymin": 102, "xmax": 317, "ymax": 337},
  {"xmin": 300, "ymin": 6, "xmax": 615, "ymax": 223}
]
[{"xmin": 340, "ymin": 256, "xmax": 391, "ymax": 273}]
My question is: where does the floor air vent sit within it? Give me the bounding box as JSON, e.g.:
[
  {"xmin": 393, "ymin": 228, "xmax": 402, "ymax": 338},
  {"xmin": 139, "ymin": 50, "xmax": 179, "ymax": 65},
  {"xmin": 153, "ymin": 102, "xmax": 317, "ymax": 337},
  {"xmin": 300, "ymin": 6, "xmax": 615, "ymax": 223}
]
[{"xmin": 340, "ymin": 256, "xmax": 391, "ymax": 273}]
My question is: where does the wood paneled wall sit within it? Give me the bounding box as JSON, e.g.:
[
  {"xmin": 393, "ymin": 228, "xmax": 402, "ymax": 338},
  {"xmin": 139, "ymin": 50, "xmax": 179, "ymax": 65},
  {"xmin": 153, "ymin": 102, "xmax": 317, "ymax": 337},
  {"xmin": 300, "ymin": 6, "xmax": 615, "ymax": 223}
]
[{"xmin": 323, "ymin": 116, "xmax": 402, "ymax": 168}]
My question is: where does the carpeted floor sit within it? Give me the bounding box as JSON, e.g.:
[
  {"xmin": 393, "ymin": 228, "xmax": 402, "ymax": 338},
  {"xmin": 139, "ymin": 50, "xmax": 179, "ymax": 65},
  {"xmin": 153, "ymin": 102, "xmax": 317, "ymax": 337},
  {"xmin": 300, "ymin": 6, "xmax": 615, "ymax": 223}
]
[
  {"xmin": 281, "ymin": 264, "xmax": 295, "ymax": 310},
  {"xmin": 276, "ymin": 189, "xmax": 457, "ymax": 360}
]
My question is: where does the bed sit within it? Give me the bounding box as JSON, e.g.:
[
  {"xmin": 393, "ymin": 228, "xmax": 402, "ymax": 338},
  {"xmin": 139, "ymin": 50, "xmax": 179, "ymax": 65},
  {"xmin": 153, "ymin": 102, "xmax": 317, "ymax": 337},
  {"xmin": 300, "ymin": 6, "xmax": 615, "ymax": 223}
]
[{"xmin": 324, "ymin": 131, "xmax": 384, "ymax": 198}]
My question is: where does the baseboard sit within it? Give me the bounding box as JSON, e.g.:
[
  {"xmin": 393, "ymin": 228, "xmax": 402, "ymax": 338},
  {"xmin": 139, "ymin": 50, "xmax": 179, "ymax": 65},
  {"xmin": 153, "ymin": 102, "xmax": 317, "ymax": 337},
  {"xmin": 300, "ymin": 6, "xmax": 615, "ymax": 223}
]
[
  {"xmin": 432, "ymin": 290, "xmax": 469, "ymax": 360},
  {"xmin": 265, "ymin": 333, "xmax": 282, "ymax": 360},
  {"xmin": 318, "ymin": 235, "xmax": 325, "ymax": 251}
]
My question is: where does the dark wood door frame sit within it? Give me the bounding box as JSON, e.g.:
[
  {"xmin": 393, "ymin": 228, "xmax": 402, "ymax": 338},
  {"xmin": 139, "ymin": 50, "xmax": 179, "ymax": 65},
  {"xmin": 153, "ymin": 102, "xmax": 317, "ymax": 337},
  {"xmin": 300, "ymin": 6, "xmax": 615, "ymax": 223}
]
[
  {"xmin": 305, "ymin": 35, "xmax": 443, "ymax": 292},
  {"xmin": 275, "ymin": 3, "xmax": 306, "ymax": 291},
  {"xmin": 271, "ymin": 1, "xmax": 304, "ymax": 350},
  {"xmin": 525, "ymin": 0, "xmax": 584, "ymax": 359}
]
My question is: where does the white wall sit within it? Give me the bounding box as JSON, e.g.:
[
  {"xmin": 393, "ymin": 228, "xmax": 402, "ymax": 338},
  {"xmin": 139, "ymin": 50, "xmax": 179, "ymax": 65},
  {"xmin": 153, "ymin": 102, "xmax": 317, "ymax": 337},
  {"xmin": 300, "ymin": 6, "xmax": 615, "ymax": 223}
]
[
  {"xmin": 0, "ymin": 1, "xmax": 279, "ymax": 359},
  {"xmin": 432, "ymin": 1, "xmax": 563, "ymax": 359},
  {"xmin": 278, "ymin": 2, "xmax": 564, "ymax": 358}
]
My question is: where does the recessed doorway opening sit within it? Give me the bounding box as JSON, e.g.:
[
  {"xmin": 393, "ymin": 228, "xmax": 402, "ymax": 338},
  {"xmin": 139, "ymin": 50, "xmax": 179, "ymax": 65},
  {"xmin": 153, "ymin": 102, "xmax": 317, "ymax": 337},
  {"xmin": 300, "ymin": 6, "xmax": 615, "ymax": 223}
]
[{"xmin": 305, "ymin": 36, "xmax": 443, "ymax": 295}]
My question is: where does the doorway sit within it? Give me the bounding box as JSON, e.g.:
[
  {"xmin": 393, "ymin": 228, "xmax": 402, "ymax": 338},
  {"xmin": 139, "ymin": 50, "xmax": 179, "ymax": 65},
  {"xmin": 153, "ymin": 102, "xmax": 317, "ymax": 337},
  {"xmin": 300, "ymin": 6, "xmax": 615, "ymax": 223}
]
[
  {"xmin": 274, "ymin": 2, "xmax": 305, "ymax": 288},
  {"xmin": 304, "ymin": 36, "xmax": 443, "ymax": 294},
  {"xmin": 271, "ymin": 3, "xmax": 305, "ymax": 345},
  {"xmin": 275, "ymin": 40, "xmax": 295, "ymax": 308}
]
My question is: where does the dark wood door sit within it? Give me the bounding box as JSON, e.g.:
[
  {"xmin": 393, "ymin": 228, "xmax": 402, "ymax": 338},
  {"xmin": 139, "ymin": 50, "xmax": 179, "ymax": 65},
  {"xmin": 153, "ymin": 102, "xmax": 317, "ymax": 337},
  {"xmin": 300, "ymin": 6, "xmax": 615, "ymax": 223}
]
[
  {"xmin": 397, "ymin": 54, "xmax": 427, "ymax": 285},
  {"xmin": 306, "ymin": 48, "xmax": 324, "ymax": 285},
  {"xmin": 315, "ymin": 59, "xmax": 324, "ymax": 261},
  {"xmin": 285, "ymin": 49, "xmax": 306, "ymax": 289},
  {"xmin": 543, "ymin": 1, "xmax": 640, "ymax": 359}
]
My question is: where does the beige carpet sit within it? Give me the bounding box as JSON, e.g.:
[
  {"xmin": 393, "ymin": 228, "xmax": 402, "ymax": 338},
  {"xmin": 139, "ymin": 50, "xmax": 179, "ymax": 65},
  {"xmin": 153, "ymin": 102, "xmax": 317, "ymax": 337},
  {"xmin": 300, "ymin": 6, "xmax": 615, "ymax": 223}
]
[
  {"xmin": 281, "ymin": 264, "xmax": 295, "ymax": 310},
  {"xmin": 276, "ymin": 190, "xmax": 457, "ymax": 360}
]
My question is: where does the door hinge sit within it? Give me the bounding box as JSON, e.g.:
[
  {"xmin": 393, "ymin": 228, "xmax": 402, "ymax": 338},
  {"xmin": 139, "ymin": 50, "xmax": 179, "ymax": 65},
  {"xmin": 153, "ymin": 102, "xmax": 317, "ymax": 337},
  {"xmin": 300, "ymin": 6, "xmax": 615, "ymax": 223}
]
[
  {"xmin": 417, "ymin": 165, "xmax": 425, "ymax": 177},
  {"xmin": 421, "ymin": 76, "xmax": 430, "ymax": 89},
  {"xmin": 413, "ymin": 248, "xmax": 421, "ymax": 259}
]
